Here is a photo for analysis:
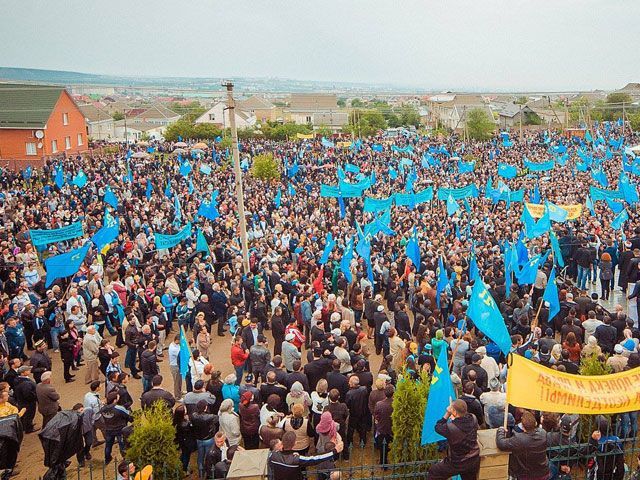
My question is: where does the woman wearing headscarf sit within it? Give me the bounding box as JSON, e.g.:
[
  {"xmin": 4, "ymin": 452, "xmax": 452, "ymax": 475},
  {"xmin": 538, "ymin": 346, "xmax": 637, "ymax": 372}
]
[
  {"xmin": 582, "ymin": 336, "xmax": 603, "ymax": 358},
  {"xmin": 280, "ymin": 403, "xmax": 314, "ymax": 454},
  {"xmin": 550, "ymin": 343, "xmax": 563, "ymax": 365},
  {"xmin": 239, "ymin": 391, "xmax": 260, "ymax": 449},
  {"xmin": 221, "ymin": 374, "xmax": 240, "ymax": 412},
  {"xmin": 315, "ymin": 411, "xmax": 342, "ymax": 475},
  {"xmin": 286, "ymin": 381, "xmax": 312, "ymax": 417},
  {"xmin": 218, "ymin": 398, "xmax": 242, "ymax": 446},
  {"xmin": 310, "ymin": 379, "xmax": 329, "ymax": 429},
  {"xmin": 431, "ymin": 329, "xmax": 447, "ymax": 359}
]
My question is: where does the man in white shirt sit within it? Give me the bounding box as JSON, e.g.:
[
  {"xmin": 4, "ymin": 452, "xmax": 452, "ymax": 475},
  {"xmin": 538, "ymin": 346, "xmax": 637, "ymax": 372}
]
[
  {"xmin": 480, "ymin": 378, "xmax": 507, "ymax": 428},
  {"xmin": 476, "ymin": 346, "xmax": 500, "ymax": 381},
  {"xmin": 167, "ymin": 334, "xmax": 182, "ymax": 400}
]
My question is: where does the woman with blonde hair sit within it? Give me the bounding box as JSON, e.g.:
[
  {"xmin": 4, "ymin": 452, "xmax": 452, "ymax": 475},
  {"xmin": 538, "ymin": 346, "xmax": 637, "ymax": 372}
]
[
  {"xmin": 310, "ymin": 379, "xmax": 329, "ymax": 427},
  {"xmin": 280, "ymin": 403, "xmax": 314, "ymax": 454},
  {"xmin": 550, "ymin": 343, "xmax": 563, "ymax": 364}
]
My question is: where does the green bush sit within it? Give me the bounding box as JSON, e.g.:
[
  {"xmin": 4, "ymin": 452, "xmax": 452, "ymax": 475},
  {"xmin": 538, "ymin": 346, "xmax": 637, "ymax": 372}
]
[
  {"xmin": 466, "ymin": 108, "xmax": 495, "ymax": 140},
  {"xmin": 577, "ymin": 353, "xmax": 612, "ymax": 442},
  {"xmin": 251, "ymin": 153, "xmax": 280, "ymax": 180},
  {"xmin": 390, "ymin": 369, "xmax": 438, "ymax": 465},
  {"xmin": 126, "ymin": 402, "xmax": 181, "ymax": 477}
]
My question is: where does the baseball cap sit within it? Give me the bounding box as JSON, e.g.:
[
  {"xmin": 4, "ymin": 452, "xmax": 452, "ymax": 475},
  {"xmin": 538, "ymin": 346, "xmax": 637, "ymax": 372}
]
[
  {"xmin": 17, "ymin": 366, "xmax": 32, "ymax": 374},
  {"xmin": 614, "ymin": 344, "xmax": 624, "ymax": 354}
]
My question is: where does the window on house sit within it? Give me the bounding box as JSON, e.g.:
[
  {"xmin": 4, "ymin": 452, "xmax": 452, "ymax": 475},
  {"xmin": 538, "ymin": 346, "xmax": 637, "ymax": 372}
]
[
  {"xmin": 65, "ymin": 136, "xmax": 71, "ymax": 149},
  {"xmin": 306, "ymin": 116, "xmax": 312, "ymax": 123},
  {"xmin": 77, "ymin": 133, "xmax": 83, "ymax": 146},
  {"xmin": 209, "ymin": 113, "xmax": 216, "ymax": 121},
  {"xmin": 26, "ymin": 143, "xmax": 37, "ymax": 156},
  {"xmin": 51, "ymin": 140, "xmax": 58, "ymax": 153},
  {"xmin": 63, "ymin": 113, "xmax": 69, "ymax": 125}
]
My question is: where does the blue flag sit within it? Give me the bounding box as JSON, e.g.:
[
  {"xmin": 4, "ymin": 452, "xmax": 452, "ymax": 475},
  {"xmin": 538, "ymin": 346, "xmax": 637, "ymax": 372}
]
[
  {"xmin": 586, "ymin": 194, "xmax": 595, "ymax": 216},
  {"xmin": 72, "ymin": 170, "xmax": 87, "ymax": 188},
  {"xmin": 179, "ymin": 160, "xmax": 192, "ymax": 177},
  {"xmin": 164, "ymin": 182, "xmax": 172, "ymax": 199},
  {"xmin": 91, "ymin": 211, "xmax": 120, "ymax": 253},
  {"xmin": 446, "ymin": 194, "xmax": 460, "ymax": 216},
  {"xmin": 421, "ymin": 345, "xmax": 455, "ymax": 445},
  {"xmin": 174, "ymin": 195, "xmax": 182, "ymax": 222},
  {"xmin": 44, "ymin": 243, "xmax": 91, "ymax": 287},
  {"xmin": 154, "ymin": 222, "xmax": 192, "ymax": 250},
  {"xmin": 288, "ymin": 183, "xmax": 296, "ymax": 197},
  {"xmin": 468, "ymin": 278, "xmax": 512, "ymax": 355},
  {"xmin": 549, "ymin": 231, "xmax": 564, "ymax": 268},
  {"xmin": 104, "ymin": 186, "xmax": 118, "ymax": 209},
  {"xmin": 30, "ymin": 222, "xmax": 84, "ymax": 248},
  {"xmin": 498, "ymin": 163, "xmax": 517, "ymax": 179},
  {"xmin": 274, "ymin": 188, "xmax": 282, "ymax": 208},
  {"xmin": 469, "ymin": 252, "xmax": 479, "ymax": 282},
  {"xmin": 458, "ymin": 159, "xmax": 475, "ymax": 174},
  {"xmin": 196, "ymin": 229, "xmax": 209, "ymax": 254},
  {"xmin": 606, "ymin": 198, "xmax": 624, "ymax": 214},
  {"xmin": 319, "ymin": 232, "xmax": 336, "ymax": 265},
  {"xmin": 611, "ymin": 209, "xmax": 629, "ymax": 230},
  {"xmin": 504, "ymin": 242, "xmax": 514, "ymax": 294},
  {"xmin": 146, "ymin": 179, "xmax": 153, "ymax": 200},
  {"xmin": 543, "ymin": 267, "xmax": 560, "ymax": 321},
  {"xmin": 338, "ymin": 196, "xmax": 346, "ymax": 219},
  {"xmin": 197, "ymin": 190, "xmax": 220, "ymax": 221},
  {"xmin": 179, "ymin": 327, "xmax": 191, "ymax": 378},
  {"xmin": 405, "ymin": 227, "xmax": 421, "ymax": 269},
  {"xmin": 340, "ymin": 236, "xmax": 355, "ymax": 283},
  {"xmin": 531, "ymin": 183, "xmax": 541, "ymax": 204},
  {"xmin": 546, "ymin": 202, "xmax": 569, "ymax": 223},
  {"xmin": 200, "ymin": 164, "xmax": 212, "ymax": 175},
  {"xmin": 516, "ymin": 254, "xmax": 542, "ymax": 285},
  {"xmin": 22, "ymin": 166, "xmax": 32, "ymax": 181},
  {"xmin": 524, "ymin": 205, "xmax": 551, "ymax": 239}
]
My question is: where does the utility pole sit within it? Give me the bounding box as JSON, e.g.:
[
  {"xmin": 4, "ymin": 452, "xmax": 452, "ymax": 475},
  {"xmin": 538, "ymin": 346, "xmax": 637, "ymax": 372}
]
[
  {"xmin": 223, "ymin": 81, "xmax": 250, "ymax": 274},
  {"xmin": 519, "ymin": 104, "xmax": 523, "ymax": 141}
]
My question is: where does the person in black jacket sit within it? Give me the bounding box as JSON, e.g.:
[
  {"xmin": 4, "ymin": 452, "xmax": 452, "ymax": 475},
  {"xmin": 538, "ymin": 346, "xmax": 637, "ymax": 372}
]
[
  {"xmin": 100, "ymin": 391, "xmax": 133, "ymax": 464},
  {"xmin": 496, "ymin": 410, "xmax": 549, "ymax": 480},
  {"xmin": 140, "ymin": 341, "xmax": 159, "ymax": 393},
  {"xmin": 29, "ymin": 339, "xmax": 51, "ymax": 384},
  {"xmin": 13, "ymin": 365, "xmax": 37, "ymax": 432},
  {"xmin": 268, "ymin": 430, "xmax": 343, "ymax": 480},
  {"xmin": 461, "ymin": 382, "xmax": 484, "ymax": 425},
  {"xmin": 191, "ymin": 399, "xmax": 219, "ymax": 478},
  {"xmin": 594, "ymin": 317, "xmax": 618, "ymax": 355},
  {"xmin": 140, "ymin": 375, "xmax": 175, "ymax": 410},
  {"xmin": 173, "ymin": 404, "xmax": 195, "ymax": 473},
  {"xmin": 271, "ymin": 307, "xmax": 286, "ymax": 356},
  {"xmin": 326, "ymin": 359, "xmax": 349, "ymax": 401},
  {"xmin": 58, "ymin": 330, "xmax": 76, "ymax": 383},
  {"xmin": 345, "ymin": 375, "xmax": 369, "ymax": 449},
  {"xmin": 429, "ymin": 400, "xmax": 480, "ymax": 480}
]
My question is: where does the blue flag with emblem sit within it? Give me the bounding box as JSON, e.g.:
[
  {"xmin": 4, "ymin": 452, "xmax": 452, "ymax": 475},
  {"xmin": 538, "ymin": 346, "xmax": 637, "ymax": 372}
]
[
  {"xmin": 72, "ymin": 170, "xmax": 87, "ymax": 188},
  {"xmin": 467, "ymin": 277, "xmax": 512, "ymax": 355},
  {"xmin": 516, "ymin": 254, "xmax": 542, "ymax": 285},
  {"xmin": 546, "ymin": 202, "xmax": 569, "ymax": 223},
  {"xmin": 405, "ymin": 227, "xmax": 421, "ymax": 269},
  {"xmin": 91, "ymin": 211, "xmax": 120, "ymax": 253},
  {"xmin": 543, "ymin": 267, "xmax": 560, "ymax": 321},
  {"xmin": 200, "ymin": 163, "xmax": 212, "ymax": 175},
  {"xmin": 22, "ymin": 166, "xmax": 32, "ymax": 181},
  {"xmin": 549, "ymin": 231, "xmax": 564, "ymax": 268},
  {"xmin": 498, "ymin": 163, "xmax": 517, "ymax": 179},
  {"xmin": 44, "ymin": 243, "xmax": 91, "ymax": 287},
  {"xmin": 104, "ymin": 186, "xmax": 118, "ymax": 209},
  {"xmin": 446, "ymin": 194, "xmax": 459, "ymax": 216},
  {"xmin": 421, "ymin": 345, "xmax": 455, "ymax": 445},
  {"xmin": 197, "ymin": 190, "xmax": 220, "ymax": 221},
  {"xmin": 179, "ymin": 159, "xmax": 192, "ymax": 177}
]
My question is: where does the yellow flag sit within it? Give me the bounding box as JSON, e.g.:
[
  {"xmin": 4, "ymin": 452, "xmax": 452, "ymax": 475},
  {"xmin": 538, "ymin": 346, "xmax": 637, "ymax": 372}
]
[{"xmin": 507, "ymin": 354, "xmax": 640, "ymax": 415}]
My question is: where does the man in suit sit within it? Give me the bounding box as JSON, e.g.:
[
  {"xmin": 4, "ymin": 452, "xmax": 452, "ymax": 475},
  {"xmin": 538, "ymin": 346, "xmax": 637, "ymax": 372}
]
[
  {"xmin": 29, "ymin": 339, "xmax": 52, "ymax": 384},
  {"xmin": 14, "ymin": 365, "xmax": 38, "ymax": 432},
  {"xmin": 36, "ymin": 371, "xmax": 60, "ymax": 428}
]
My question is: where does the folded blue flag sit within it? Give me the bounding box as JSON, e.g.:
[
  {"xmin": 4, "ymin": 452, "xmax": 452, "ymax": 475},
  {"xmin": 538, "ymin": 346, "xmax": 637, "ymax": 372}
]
[
  {"xmin": 338, "ymin": 196, "xmax": 346, "ymax": 219},
  {"xmin": 345, "ymin": 163, "xmax": 360, "ymax": 174},
  {"xmin": 405, "ymin": 227, "xmax": 421, "ymax": 269},
  {"xmin": 91, "ymin": 212, "xmax": 120, "ymax": 253},
  {"xmin": 468, "ymin": 278, "xmax": 512, "ymax": 355},
  {"xmin": 55, "ymin": 166, "xmax": 65, "ymax": 189},
  {"xmin": 339, "ymin": 236, "xmax": 355, "ymax": 283},
  {"xmin": 288, "ymin": 183, "xmax": 296, "ymax": 197},
  {"xmin": 22, "ymin": 166, "xmax": 32, "ymax": 180},
  {"xmin": 549, "ymin": 231, "xmax": 564, "ymax": 268},
  {"xmin": 196, "ymin": 229, "xmax": 209, "ymax": 255},
  {"xmin": 611, "ymin": 209, "xmax": 629, "ymax": 230},
  {"xmin": 274, "ymin": 188, "xmax": 282, "ymax": 208},
  {"xmin": 436, "ymin": 257, "xmax": 448, "ymax": 308},
  {"xmin": 543, "ymin": 267, "xmax": 560, "ymax": 321},
  {"xmin": 319, "ymin": 232, "xmax": 336, "ymax": 265},
  {"xmin": 420, "ymin": 346, "xmax": 455, "ymax": 445},
  {"xmin": 179, "ymin": 326, "xmax": 191, "ymax": 378},
  {"xmin": 586, "ymin": 194, "xmax": 595, "ymax": 216},
  {"xmin": 146, "ymin": 179, "xmax": 153, "ymax": 200},
  {"xmin": 44, "ymin": 243, "xmax": 91, "ymax": 287}
]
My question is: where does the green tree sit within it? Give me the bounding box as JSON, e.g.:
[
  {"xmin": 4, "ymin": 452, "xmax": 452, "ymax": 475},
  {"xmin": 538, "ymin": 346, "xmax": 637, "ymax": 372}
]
[
  {"xmin": 466, "ymin": 108, "xmax": 495, "ymax": 140},
  {"xmin": 251, "ymin": 153, "xmax": 280, "ymax": 180},
  {"xmin": 346, "ymin": 109, "xmax": 387, "ymax": 137},
  {"xmin": 193, "ymin": 123, "xmax": 222, "ymax": 140},
  {"xmin": 337, "ymin": 98, "xmax": 346, "ymax": 107},
  {"xmin": 606, "ymin": 92, "xmax": 633, "ymax": 105},
  {"xmin": 315, "ymin": 124, "xmax": 332, "ymax": 137},
  {"xmin": 524, "ymin": 112, "xmax": 542, "ymax": 125},
  {"xmin": 398, "ymin": 105, "xmax": 421, "ymax": 127},
  {"xmin": 163, "ymin": 120, "xmax": 195, "ymax": 142},
  {"xmin": 218, "ymin": 137, "xmax": 233, "ymax": 150},
  {"xmin": 629, "ymin": 112, "xmax": 640, "ymax": 131},
  {"xmin": 351, "ymin": 98, "xmax": 364, "ymax": 108},
  {"xmin": 577, "ymin": 354, "xmax": 612, "ymax": 442},
  {"xmin": 514, "ymin": 96, "xmax": 528, "ymax": 105},
  {"xmin": 169, "ymin": 101, "xmax": 206, "ymax": 123},
  {"xmin": 126, "ymin": 402, "xmax": 181, "ymax": 477},
  {"xmin": 390, "ymin": 370, "xmax": 437, "ymax": 467},
  {"xmin": 112, "ymin": 111, "xmax": 124, "ymax": 121}
]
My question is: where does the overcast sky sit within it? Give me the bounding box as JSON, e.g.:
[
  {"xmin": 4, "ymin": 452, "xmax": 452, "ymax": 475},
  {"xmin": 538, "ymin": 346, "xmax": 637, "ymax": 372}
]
[{"xmin": 1, "ymin": 0, "xmax": 638, "ymax": 92}]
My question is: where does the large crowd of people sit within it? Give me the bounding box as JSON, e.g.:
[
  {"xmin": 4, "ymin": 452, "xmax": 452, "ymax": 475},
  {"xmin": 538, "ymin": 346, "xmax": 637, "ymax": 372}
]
[{"xmin": 0, "ymin": 122, "xmax": 639, "ymax": 480}]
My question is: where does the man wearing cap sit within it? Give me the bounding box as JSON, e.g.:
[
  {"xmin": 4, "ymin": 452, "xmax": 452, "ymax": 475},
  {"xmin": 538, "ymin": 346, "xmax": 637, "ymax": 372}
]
[
  {"xmin": 13, "ymin": 365, "xmax": 38, "ymax": 432},
  {"xmin": 373, "ymin": 304, "xmax": 388, "ymax": 355},
  {"xmin": 282, "ymin": 333, "xmax": 301, "ymax": 373},
  {"xmin": 480, "ymin": 378, "xmax": 507, "ymax": 428},
  {"xmin": 496, "ymin": 410, "xmax": 549, "ymax": 480},
  {"xmin": 36, "ymin": 371, "xmax": 60, "ymax": 428},
  {"xmin": 607, "ymin": 344, "xmax": 629, "ymax": 372},
  {"xmin": 476, "ymin": 346, "xmax": 499, "ymax": 381},
  {"xmin": 30, "ymin": 339, "xmax": 52, "ymax": 384}
]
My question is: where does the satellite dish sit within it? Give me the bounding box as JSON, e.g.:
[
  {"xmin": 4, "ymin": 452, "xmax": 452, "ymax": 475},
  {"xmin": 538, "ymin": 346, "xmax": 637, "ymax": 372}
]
[
  {"xmin": 37, "ymin": 143, "xmax": 43, "ymax": 149},
  {"xmin": 35, "ymin": 130, "xmax": 44, "ymax": 139}
]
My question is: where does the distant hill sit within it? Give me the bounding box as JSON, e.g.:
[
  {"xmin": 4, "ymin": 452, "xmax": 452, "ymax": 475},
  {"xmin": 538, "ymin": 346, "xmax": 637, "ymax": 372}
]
[{"xmin": 0, "ymin": 66, "xmax": 425, "ymax": 94}]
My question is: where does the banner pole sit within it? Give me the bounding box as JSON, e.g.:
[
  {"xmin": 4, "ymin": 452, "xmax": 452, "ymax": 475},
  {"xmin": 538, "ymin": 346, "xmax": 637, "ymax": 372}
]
[{"xmin": 503, "ymin": 352, "xmax": 512, "ymax": 428}]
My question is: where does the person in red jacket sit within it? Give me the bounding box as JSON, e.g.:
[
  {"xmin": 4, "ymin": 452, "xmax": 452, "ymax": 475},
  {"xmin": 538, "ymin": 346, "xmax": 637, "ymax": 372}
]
[
  {"xmin": 284, "ymin": 320, "xmax": 305, "ymax": 351},
  {"xmin": 230, "ymin": 336, "xmax": 249, "ymax": 386}
]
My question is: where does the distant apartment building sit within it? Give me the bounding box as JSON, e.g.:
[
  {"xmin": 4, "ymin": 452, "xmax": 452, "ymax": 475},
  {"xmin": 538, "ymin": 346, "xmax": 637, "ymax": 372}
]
[
  {"xmin": 194, "ymin": 102, "xmax": 257, "ymax": 129},
  {"xmin": 78, "ymin": 103, "xmax": 116, "ymax": 140},
  {"xmin": 286, "ymin": 93, "xmax": 348, "ymax": 132},
  {"xmin": 131, "ymin": 105, "xmax": 180, "ymax": 126},
  {"xmin": 426, "ymin": 93, "xmax": 495, "ymax": 131}
]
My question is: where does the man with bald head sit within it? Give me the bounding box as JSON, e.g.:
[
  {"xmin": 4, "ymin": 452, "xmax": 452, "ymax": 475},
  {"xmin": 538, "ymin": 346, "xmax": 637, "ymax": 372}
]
[
  {"xmin": 36, "ymin": 371, "xmax": 60, "ymax": 428},
  {"xmin": 345, "ymin": 375, "xmax": 369, "ymax": 450}
]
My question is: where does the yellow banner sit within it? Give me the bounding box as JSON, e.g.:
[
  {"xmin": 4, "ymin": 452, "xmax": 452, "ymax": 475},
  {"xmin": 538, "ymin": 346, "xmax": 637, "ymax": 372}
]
[
  {"xmin": 296, "ymin": 133, "xmax": 314, "ymax": 139},
  {"xmin": 337, "ymin": 141, "xmax": 352, "ymax": 148},
  {"xmin": 525, "ymin": 203, "xmax": 583, "ymax": 220},
  {"xmin": 506, "ymin": 354, "xmax": 640, "ymax": 414}
]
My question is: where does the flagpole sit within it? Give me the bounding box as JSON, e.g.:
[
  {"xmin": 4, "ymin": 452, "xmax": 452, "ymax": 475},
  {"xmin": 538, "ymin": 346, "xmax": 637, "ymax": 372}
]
[{"xmin": 448, "ymin": 319, "xmax": 467, "ymax": 370}]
